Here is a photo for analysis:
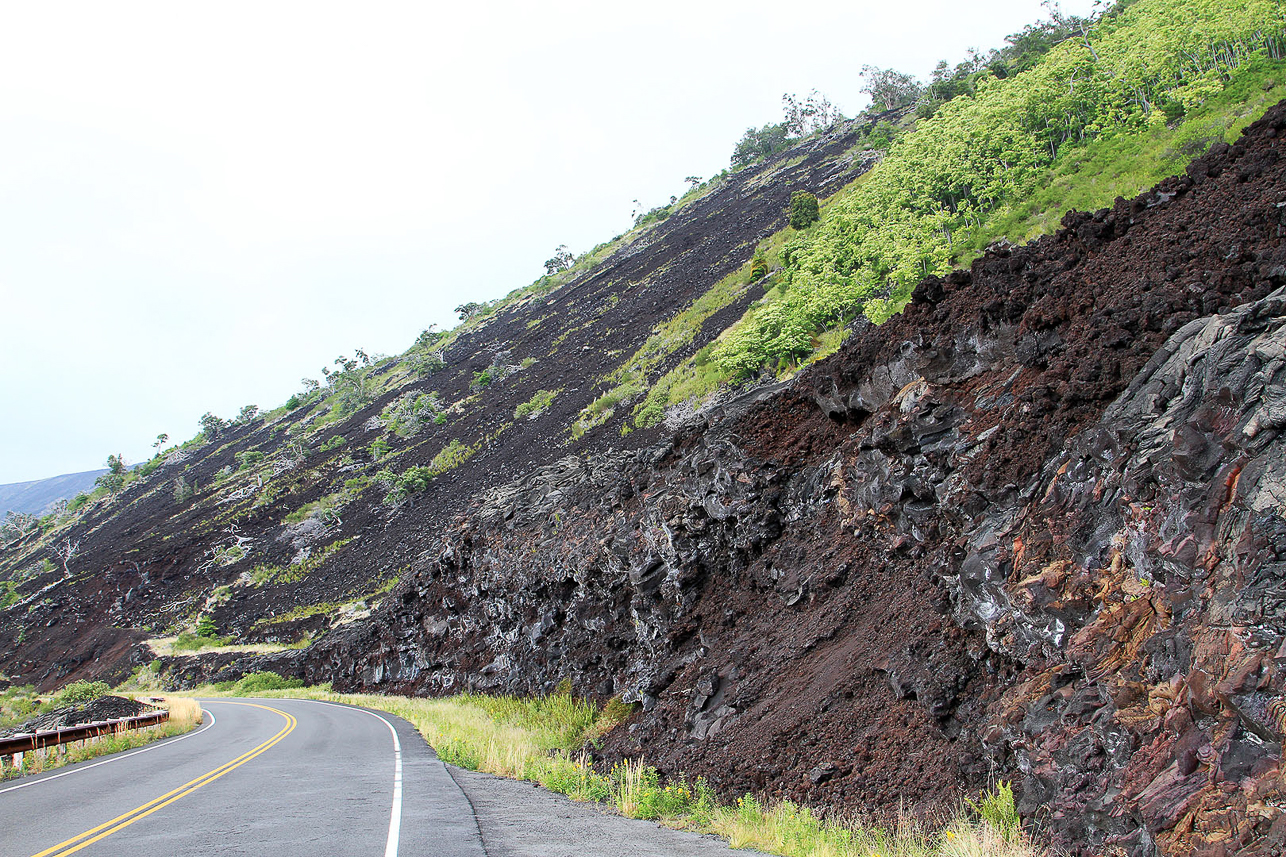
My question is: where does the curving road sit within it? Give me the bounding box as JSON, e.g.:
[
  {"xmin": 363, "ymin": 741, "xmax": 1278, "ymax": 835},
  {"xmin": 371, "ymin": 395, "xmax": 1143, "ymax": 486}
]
[
  {"xmin": 0, "ymin": 698, "xmax": 482, "ymax": 857},
  {"xmin": 0, "ymin": 698, "xmax": 755, "ymax": 857}
]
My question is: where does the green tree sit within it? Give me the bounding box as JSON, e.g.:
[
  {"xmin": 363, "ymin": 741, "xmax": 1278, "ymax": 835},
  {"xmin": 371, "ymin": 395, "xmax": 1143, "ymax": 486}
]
[
  {"xmin": 321, "ymin": 352, "xmax": 376, "ymax": 415},
  {"xmin": 860, "ymin": 65, "xmax": 923, "ymax": 111},
  {"xmin": 96, "ymin": 454, "xmax": 127, "ymax": 493},
  {"xmin": 782, "ymin": 90, "xmax": 843, "ymax": 136},
  {"xmin": 730, "ymin": 123, "xmax": 791, "ymax": 167},
  {"xmin": 544, "ymin": 245, "xmax": 575, "ymax": 275},
  {"xmin": 789, "ymin": 192, "xmax": 820, "ymax": 229},
  {"xmin": 200, "ymin": 412, "xmax": 227, "ymax": 440}
]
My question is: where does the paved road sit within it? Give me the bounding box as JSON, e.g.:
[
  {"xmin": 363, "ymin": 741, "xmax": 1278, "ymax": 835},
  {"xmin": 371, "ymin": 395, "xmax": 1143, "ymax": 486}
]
[
  {"xmin": 0, "ymin": 698, "xmax": 481, "ymax": 857},
  {"xmin": 0, "ymin": 698, "xmax": 755, "ymax": 857}
]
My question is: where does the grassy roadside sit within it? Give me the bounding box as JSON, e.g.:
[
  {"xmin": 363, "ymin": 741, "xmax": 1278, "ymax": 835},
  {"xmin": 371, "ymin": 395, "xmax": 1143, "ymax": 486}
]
[
  {"xmin": 0, "ymin": 693, "xmax": 203, "ymax": 780},
  {"xmin": 185, "ymin": 675, "xmax": 1040, "ymax": 857}
]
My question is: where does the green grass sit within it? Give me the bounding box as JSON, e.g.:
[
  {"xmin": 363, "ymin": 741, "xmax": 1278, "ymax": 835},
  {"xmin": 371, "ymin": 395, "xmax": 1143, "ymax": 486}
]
[
  {"xmin": 249, "ymin": 575, "xmax": 395, "ymax": 631},
  {"xmin": 625, "ymin": 176, "xmax": 864, "ymax": 428},
  {"xmin": 429, "ymin": 438, "xmax": 476, "ymax": 473},
  {"xmin": 249, "ymin": 538, "xmax": 353, "ymax": 587},
  {"xmin": 169, "ymin": 631, "xmax": 232, "ymax": 652},
  {"xmin": 515, "ymin": 389, "xmax": 560, "ymax": 420},
  {"xmin": 570, "ymin": 377, "xmax": 645, "ymax": 440}
]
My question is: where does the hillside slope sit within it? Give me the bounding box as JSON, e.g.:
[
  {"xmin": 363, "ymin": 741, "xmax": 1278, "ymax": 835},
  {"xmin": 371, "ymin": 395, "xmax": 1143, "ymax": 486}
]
[
  {"xmin": 174, "ymin": 104, "xmax": 1286, "ymax": 856},
  {"xmin": 0, "ymin": 122, "xmax": 872, "ymax": 684},
  {"xmin": 3, "ymin": 31, "xmax": 1286, "ymax": 857},
  {"xmin": 0, "ymin": 470, "xmax": 106, "ymax": 517}
]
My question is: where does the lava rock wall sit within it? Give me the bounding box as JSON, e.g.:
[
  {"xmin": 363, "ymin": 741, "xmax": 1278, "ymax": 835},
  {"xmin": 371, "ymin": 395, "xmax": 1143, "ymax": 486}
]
[{"xmin": 170, "ymin": 103, "xmax": 1286, "ymax": 856}]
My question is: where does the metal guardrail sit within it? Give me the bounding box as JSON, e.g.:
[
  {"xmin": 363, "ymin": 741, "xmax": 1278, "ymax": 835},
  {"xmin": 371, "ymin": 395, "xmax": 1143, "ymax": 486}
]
[{"xmin": 0, "ymin": 710, "xmax": 169, "ymax": 757}]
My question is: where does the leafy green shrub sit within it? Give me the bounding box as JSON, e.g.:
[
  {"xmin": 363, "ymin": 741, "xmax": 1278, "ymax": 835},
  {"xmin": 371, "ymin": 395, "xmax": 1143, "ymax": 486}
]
[
  {"xmin": 52, "ymin": 680, "xmax": 111, "ymax": 707},
  {"xmin": 236, "ymin": 451, "xmax": 265, "ymax": 470},
  {"xmin": 234, "ymin": 671, "xmax": 304, "ymax": 694},
  {"xmin": 514, "ymin": 389, "xmax": 559, "ymax": 420},
  {"xmin": 195, "ymin": 615, "xmax": 218, "ymax": 637},
  {"xmin": 171, "ymin": 631, "xmax": 227, "ymax": 652},
  {"xmin": 369, "ymin": 437, "xmax": 391, "ymax": 461},
  {"xmin": 470, "ymin": 369, "xmax": 492, "ymax": 390},
  {"xmin": 391, "ymin": 465, "xmax": 434, "ymax": 496},
  {"xmin": 377, "ymin": 439, "xmax": 478, "ymax": 503},
  {"xmin": 788, "ymin": 192, "xmax": 819, "ymax": 229},
  {"xmin": 319, "ymin": 435, "xmax": 346, "ymax": 452},
  {"xmin": 968, "ymin": 780, "xmax": 1021, "ymax": 841},
  {"xmin": 384, "ymin": 392, "xmax": 442, "ymax": 437},
  {"xmin": 173, "ymin": 476, "xmax": 195, "ymax": 502},
  {"xmin": 95, "ymin": 454, "xmax": 126, "ymax": 493},
  {"xmin": 633, "ymin": 204, "xmax": 672, "ymax": 228}
]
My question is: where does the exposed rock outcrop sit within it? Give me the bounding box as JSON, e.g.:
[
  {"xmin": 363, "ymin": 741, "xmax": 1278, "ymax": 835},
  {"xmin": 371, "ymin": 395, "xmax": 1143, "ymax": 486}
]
[
  {"xmin": 12, "ymin": 91, "xmax": 1286, "ymax": 856},
  {"xmin": 166, "ymin": 102, "xmax": 1286, "ymax": 855}
]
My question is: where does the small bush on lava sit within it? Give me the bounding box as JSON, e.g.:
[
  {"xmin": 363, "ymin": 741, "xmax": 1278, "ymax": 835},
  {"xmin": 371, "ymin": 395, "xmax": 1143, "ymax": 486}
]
[
  {"xmin": 514, "ymin": 389, "xmax": 559, "ymax": 420},
  {"xmin": 234, "ymin": 671, "xmax": 304, "ymax": 694},
  {"xmin": 52, "ymin": 680, "xmax": 111, "ymax": 707}
]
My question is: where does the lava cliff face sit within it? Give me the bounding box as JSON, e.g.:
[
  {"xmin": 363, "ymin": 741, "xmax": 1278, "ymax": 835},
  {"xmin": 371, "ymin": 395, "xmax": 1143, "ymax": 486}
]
[
  {"xmin": 7, "ymin": 97, "xmax": 1286, "ymax": 856},
  {"xmin": 195, "ymin": 105, "xmax": 1286, "ymax": 856}
]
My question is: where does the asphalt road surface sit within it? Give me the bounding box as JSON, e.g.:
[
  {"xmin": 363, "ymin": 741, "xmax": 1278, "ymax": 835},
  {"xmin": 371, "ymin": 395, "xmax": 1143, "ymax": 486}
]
[{"xmin": 0, "ymin": 698, "xmax": 755, "ymax": 857}]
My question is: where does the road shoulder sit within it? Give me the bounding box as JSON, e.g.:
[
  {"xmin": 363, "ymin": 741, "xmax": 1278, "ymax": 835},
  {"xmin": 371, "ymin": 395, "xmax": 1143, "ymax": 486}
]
[{"xmin": 448, "ymin": 766, "xmax": 763, "ymax": 857}]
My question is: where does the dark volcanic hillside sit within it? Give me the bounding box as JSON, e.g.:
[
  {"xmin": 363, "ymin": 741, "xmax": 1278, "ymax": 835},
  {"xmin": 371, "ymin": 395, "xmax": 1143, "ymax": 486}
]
[
  {"xmin": 0, "ymin": 124, "xmax": 871, "ymax": 685},
  {"xmin": 180, "ymin": 105, "xmax": 1286, "ymax": 856},
  {"xmin": 5, "ymin": 96, "xmax": 1286, "ymax": 855}
]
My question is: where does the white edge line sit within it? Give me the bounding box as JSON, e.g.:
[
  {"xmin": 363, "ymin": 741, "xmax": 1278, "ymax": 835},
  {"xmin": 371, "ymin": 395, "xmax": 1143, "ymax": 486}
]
[
  {"xmin": 0, "ymin": 707, "xmax": 216, "ymax": 796},
  {"xmin": 301, "ymin": 699, "xmax": 402, "ymax": 857}
]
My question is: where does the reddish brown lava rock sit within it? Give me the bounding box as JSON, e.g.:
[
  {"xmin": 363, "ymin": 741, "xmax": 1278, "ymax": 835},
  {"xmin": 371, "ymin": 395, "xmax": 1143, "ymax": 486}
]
[
  {"xmin": 262, "ymin": 103, "xmax": 1286, "ymax": 855},
  {"xmin": 14, "ymin": 99, "xmax": 1286, "ymax": 857}
]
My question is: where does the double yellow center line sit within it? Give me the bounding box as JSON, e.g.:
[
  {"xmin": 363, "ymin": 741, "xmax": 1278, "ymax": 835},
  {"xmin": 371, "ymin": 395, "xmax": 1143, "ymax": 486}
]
[{"xmin": 31, "ymin": 702, "xmax": 296, "ymax": 857}]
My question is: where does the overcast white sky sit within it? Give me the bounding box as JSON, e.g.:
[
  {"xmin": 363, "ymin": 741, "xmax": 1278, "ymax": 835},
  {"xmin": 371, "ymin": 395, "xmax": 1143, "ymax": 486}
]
[{"xmin": 0, "ymin": 0, "xmax": 1096, "ymax": 484}]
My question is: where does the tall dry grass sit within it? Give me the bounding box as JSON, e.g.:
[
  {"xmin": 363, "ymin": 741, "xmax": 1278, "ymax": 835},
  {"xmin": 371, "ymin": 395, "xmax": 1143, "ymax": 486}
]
[{"xmin": 0, "ymin": 695, "xmax": 203, "ymax": 780}]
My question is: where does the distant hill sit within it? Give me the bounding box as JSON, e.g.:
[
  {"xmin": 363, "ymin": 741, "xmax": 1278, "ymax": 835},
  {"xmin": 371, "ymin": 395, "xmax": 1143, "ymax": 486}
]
[{"xmin": 0, "ymin": 470, "xmax": 105, "ymax": 517}]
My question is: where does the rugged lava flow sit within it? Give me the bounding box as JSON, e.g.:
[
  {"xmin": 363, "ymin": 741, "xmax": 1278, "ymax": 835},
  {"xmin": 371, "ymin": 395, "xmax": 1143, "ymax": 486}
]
[
  {"xmin": 8, "ymin": 102, "xmax": 1286, "ymax": 857},
  {"xmin": 270, "ymin": 104, "xmax": 1285, "ymax": 856}
]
